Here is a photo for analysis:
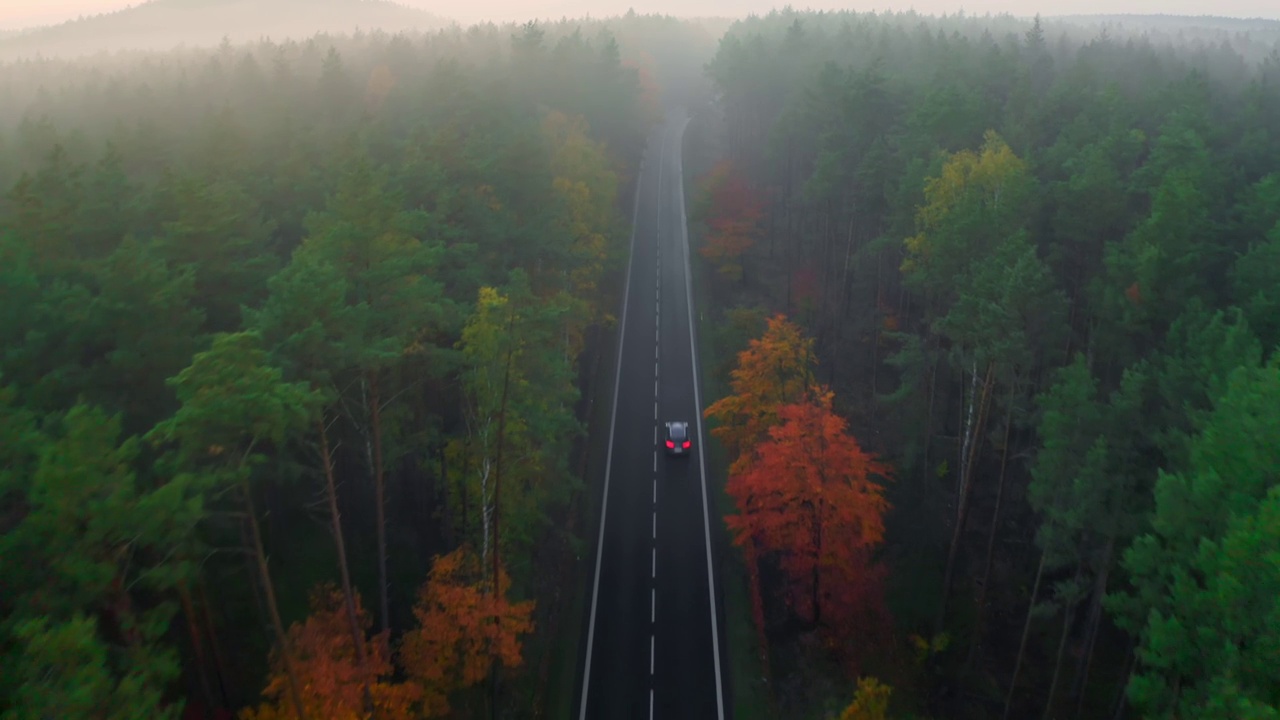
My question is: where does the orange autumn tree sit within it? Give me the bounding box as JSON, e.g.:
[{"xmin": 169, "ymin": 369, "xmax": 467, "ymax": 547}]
[
  {"xmin": 399, "ymin": 547, "xmax": 535, "ymax": 717},
  {"xmin": 239, "ymin": 584, "xmax": 419, "ymax": 720},
  {"xmin": 726, "ymin": 391, "xmax": 893, "ymax": 665},
  {"xmin": 704, "ymin": 313, "xmax": 817, "ymax": 473},
  {"xmin": 697, "ymin": 160, "xmax": 763, "ymax": 282}
]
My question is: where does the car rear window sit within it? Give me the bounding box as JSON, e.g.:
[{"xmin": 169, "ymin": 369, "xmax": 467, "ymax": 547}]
[{"xmin": 671, "ymin": 424, "xmax": 686, "ymax": 440}]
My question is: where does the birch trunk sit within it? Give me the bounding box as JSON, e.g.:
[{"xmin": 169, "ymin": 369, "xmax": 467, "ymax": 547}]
[
  {"xmin": 966, "ymin": 394, "xmax": 1014, "ymax": 669},
  {"xmin": 939, "ymin": 361, "xmax": 995, "ymax": 627}
]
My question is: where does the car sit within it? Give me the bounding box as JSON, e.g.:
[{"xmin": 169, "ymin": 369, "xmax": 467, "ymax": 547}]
[{"xmin": 664, "ymin": 421, "xmax": 692, "ymax": 456}]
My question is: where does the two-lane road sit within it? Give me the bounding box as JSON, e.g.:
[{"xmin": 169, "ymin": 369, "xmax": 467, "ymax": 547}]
[{"xmin": 575, "ymin": 110, "xmax": 729, "ymax": 720}]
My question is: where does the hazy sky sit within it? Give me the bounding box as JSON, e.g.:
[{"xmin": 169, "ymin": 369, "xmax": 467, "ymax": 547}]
[{"xmin": 2, "ymin": 0, "xmax": 1280, "ymax": 30}]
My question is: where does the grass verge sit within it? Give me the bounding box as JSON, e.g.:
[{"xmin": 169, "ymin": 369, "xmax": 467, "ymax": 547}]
[
  {"xmin": 542, "ymin": 165, "xmax": 637, "ymax": 719},
  {"xmin": 543, "ymin": 323, "xmax": 619, "ymax": 718},
  {"xmin": 681, "ymin": 106, "xmax": 774, "ymax": 720}
]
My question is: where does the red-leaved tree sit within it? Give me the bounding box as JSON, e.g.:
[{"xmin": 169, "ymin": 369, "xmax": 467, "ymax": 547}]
[
  {"xmin": 697, "ymin": 160, "xmax": 763, "ymax": 282},
  {"xmin": 726, "ymin": 391, "xmax": 893, "ymax": 670}
]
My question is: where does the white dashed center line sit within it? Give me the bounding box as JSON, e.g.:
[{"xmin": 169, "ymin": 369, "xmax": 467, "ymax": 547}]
[
  {"xmin": 652, "ymin": 511, "xmax": 656, "ymax": 540},
  {"xmin": 652, "ymin": 547, "xmax": 657, "ymax": 579},
  {"xmin": 651, "ymin": 587, "xmax": 656, "ymax": 622},
  {"xmin": 650, "ymin": 635, "xmax": 655, "ymax": 674}
]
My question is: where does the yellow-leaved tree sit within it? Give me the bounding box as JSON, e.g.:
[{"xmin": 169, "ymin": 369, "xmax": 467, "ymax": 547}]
[
  {"xmin": 703, "ymin": 313, "xmax": 818, "ymax": 473},
  {"xmin": 543, "ymin": 109, "xmax": 619, "ymax": 337},
  {"xmin": 901, "ymin": 129, "xmax": 1030, "ymax": 303},
  {"xmin": 839, "ymin": 677, "xmax": 893, "ymax": 720}
]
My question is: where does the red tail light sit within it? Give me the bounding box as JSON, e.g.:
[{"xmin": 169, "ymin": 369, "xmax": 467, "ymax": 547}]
[
  {"xmin": 682, "ymin": 441, "xmax": 691, "ymax": 449},
  {"xmin": 665, "ymin": 440, "xmax": 675, "ymax": 449}
]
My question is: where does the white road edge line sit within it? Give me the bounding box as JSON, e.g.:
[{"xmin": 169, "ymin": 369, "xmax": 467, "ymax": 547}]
[
  {"xmin": 676, "ymin": 112, "xmax": 728, "ymax": 720},
  {"xmin": 577, "ymin": 124, "xmax": 659, "ymax": 720}
]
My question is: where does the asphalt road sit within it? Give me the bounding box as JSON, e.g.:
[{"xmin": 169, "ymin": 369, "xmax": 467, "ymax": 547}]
[{"xmin": 574, "ymin": 110, "xmax": 730, "ymax": 720}]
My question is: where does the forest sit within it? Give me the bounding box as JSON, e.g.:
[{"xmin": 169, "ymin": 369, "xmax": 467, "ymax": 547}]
[
  {"xmin": 2, "ymin": 4, "xmax": 1279, "ymax": 720},
  {"xmin": 684, "ymin": 8, "xmax": 1280, "ymax": 720},
  {"xmin": 0, "ymin": 12, "xmax": 719, "ymax": 719},
  {"xmin": 0, "ymin": 0, "xmax": 453, "ymax": 63}
]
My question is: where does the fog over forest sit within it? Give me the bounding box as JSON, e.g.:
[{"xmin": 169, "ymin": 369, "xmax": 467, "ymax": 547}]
[
  {"xmin": 0, "ymin": 0, "xmax": 452, "ymax": 61},
  {"xmin": 5, "ymin": 0, "xmax": 1280, "ymax": 62},
  {"xmin": 1, "ymin": 1, "xmax": 1278, "ymax": 719}
]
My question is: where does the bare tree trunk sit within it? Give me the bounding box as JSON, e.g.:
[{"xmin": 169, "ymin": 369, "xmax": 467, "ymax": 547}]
[
  {"xmin": 178, "ymin": 579, "xmax": 215, "ymax": 710},
  {"xmin": 829, "ymin": 208, "xmax": 857, "ymax": 391},
  {"xmin": 840, "ymin": 207, "xmax": 856, "ymax": 320},
  {"xmin": 369, "ymin": 372, "xmax": 390, "ymax": 636},
  {"xmin": 441, "ymin": 445, "xmax": 452, "ymax": 547},
  {"xmin": 197, "ymin": 576, "xmax": 233, "ymax": 707},
  {"xmin": 966, "ymin": 394, "xmax": 1014, "ymax": 669},
  {"xmin": 1044, "ymin": 565, "xmax": 1084, "ymax": 720},
  {"xmin": 1072, "ymin": 536, "xmax": 1115, "ymax": 719},
  {"xmin": 1003, "ymin": 550, "xmax": 1046, "ymax": 720},
  {"xmin": 493, "ymin": 309, "xmax": 516, "ymax": 589},
  {"xmin": 241, "ymin": 482, "xmax": 309, "ymax": 720},
  {"xmin": 811, "ymin": 501, "xmax": 823, "ymax": 627},
  {"xmin": 939, "ymin": 361, "xmax": 995, "ymax": 628},
  {"xmin": 319, "ymin": 416, "xmax": 378, "ymax": 718},
  {"xmin": 923, "ymin": 350, "xmax": 940, "ymax": 487},
  {"xmin": 743, "ymin": 538, "xmax": 770, "ymax": 680},
  {"xmin": 1110, "ymin": 641, "xmax": 1136, "ymax": 720},
  {"xmin": 461, "ymin": 447, "xmax": 470, "ymax": 549},
  {"xmin": 490, "ymin": 306, "xmax": 517, "ymax": 720}
]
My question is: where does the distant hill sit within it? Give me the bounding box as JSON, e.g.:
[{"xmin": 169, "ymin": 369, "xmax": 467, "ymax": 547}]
[
  {"xmin": 0, "ymin": 0, "xmax": 455, "ymax": 62},
  {"xmin": 1045, "ymin": 13, "xmax": 1280, "ymax": 64},
  {"xmin": 1053, "ymin": 13, "xmax": 1280, "ymax": 32}
]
